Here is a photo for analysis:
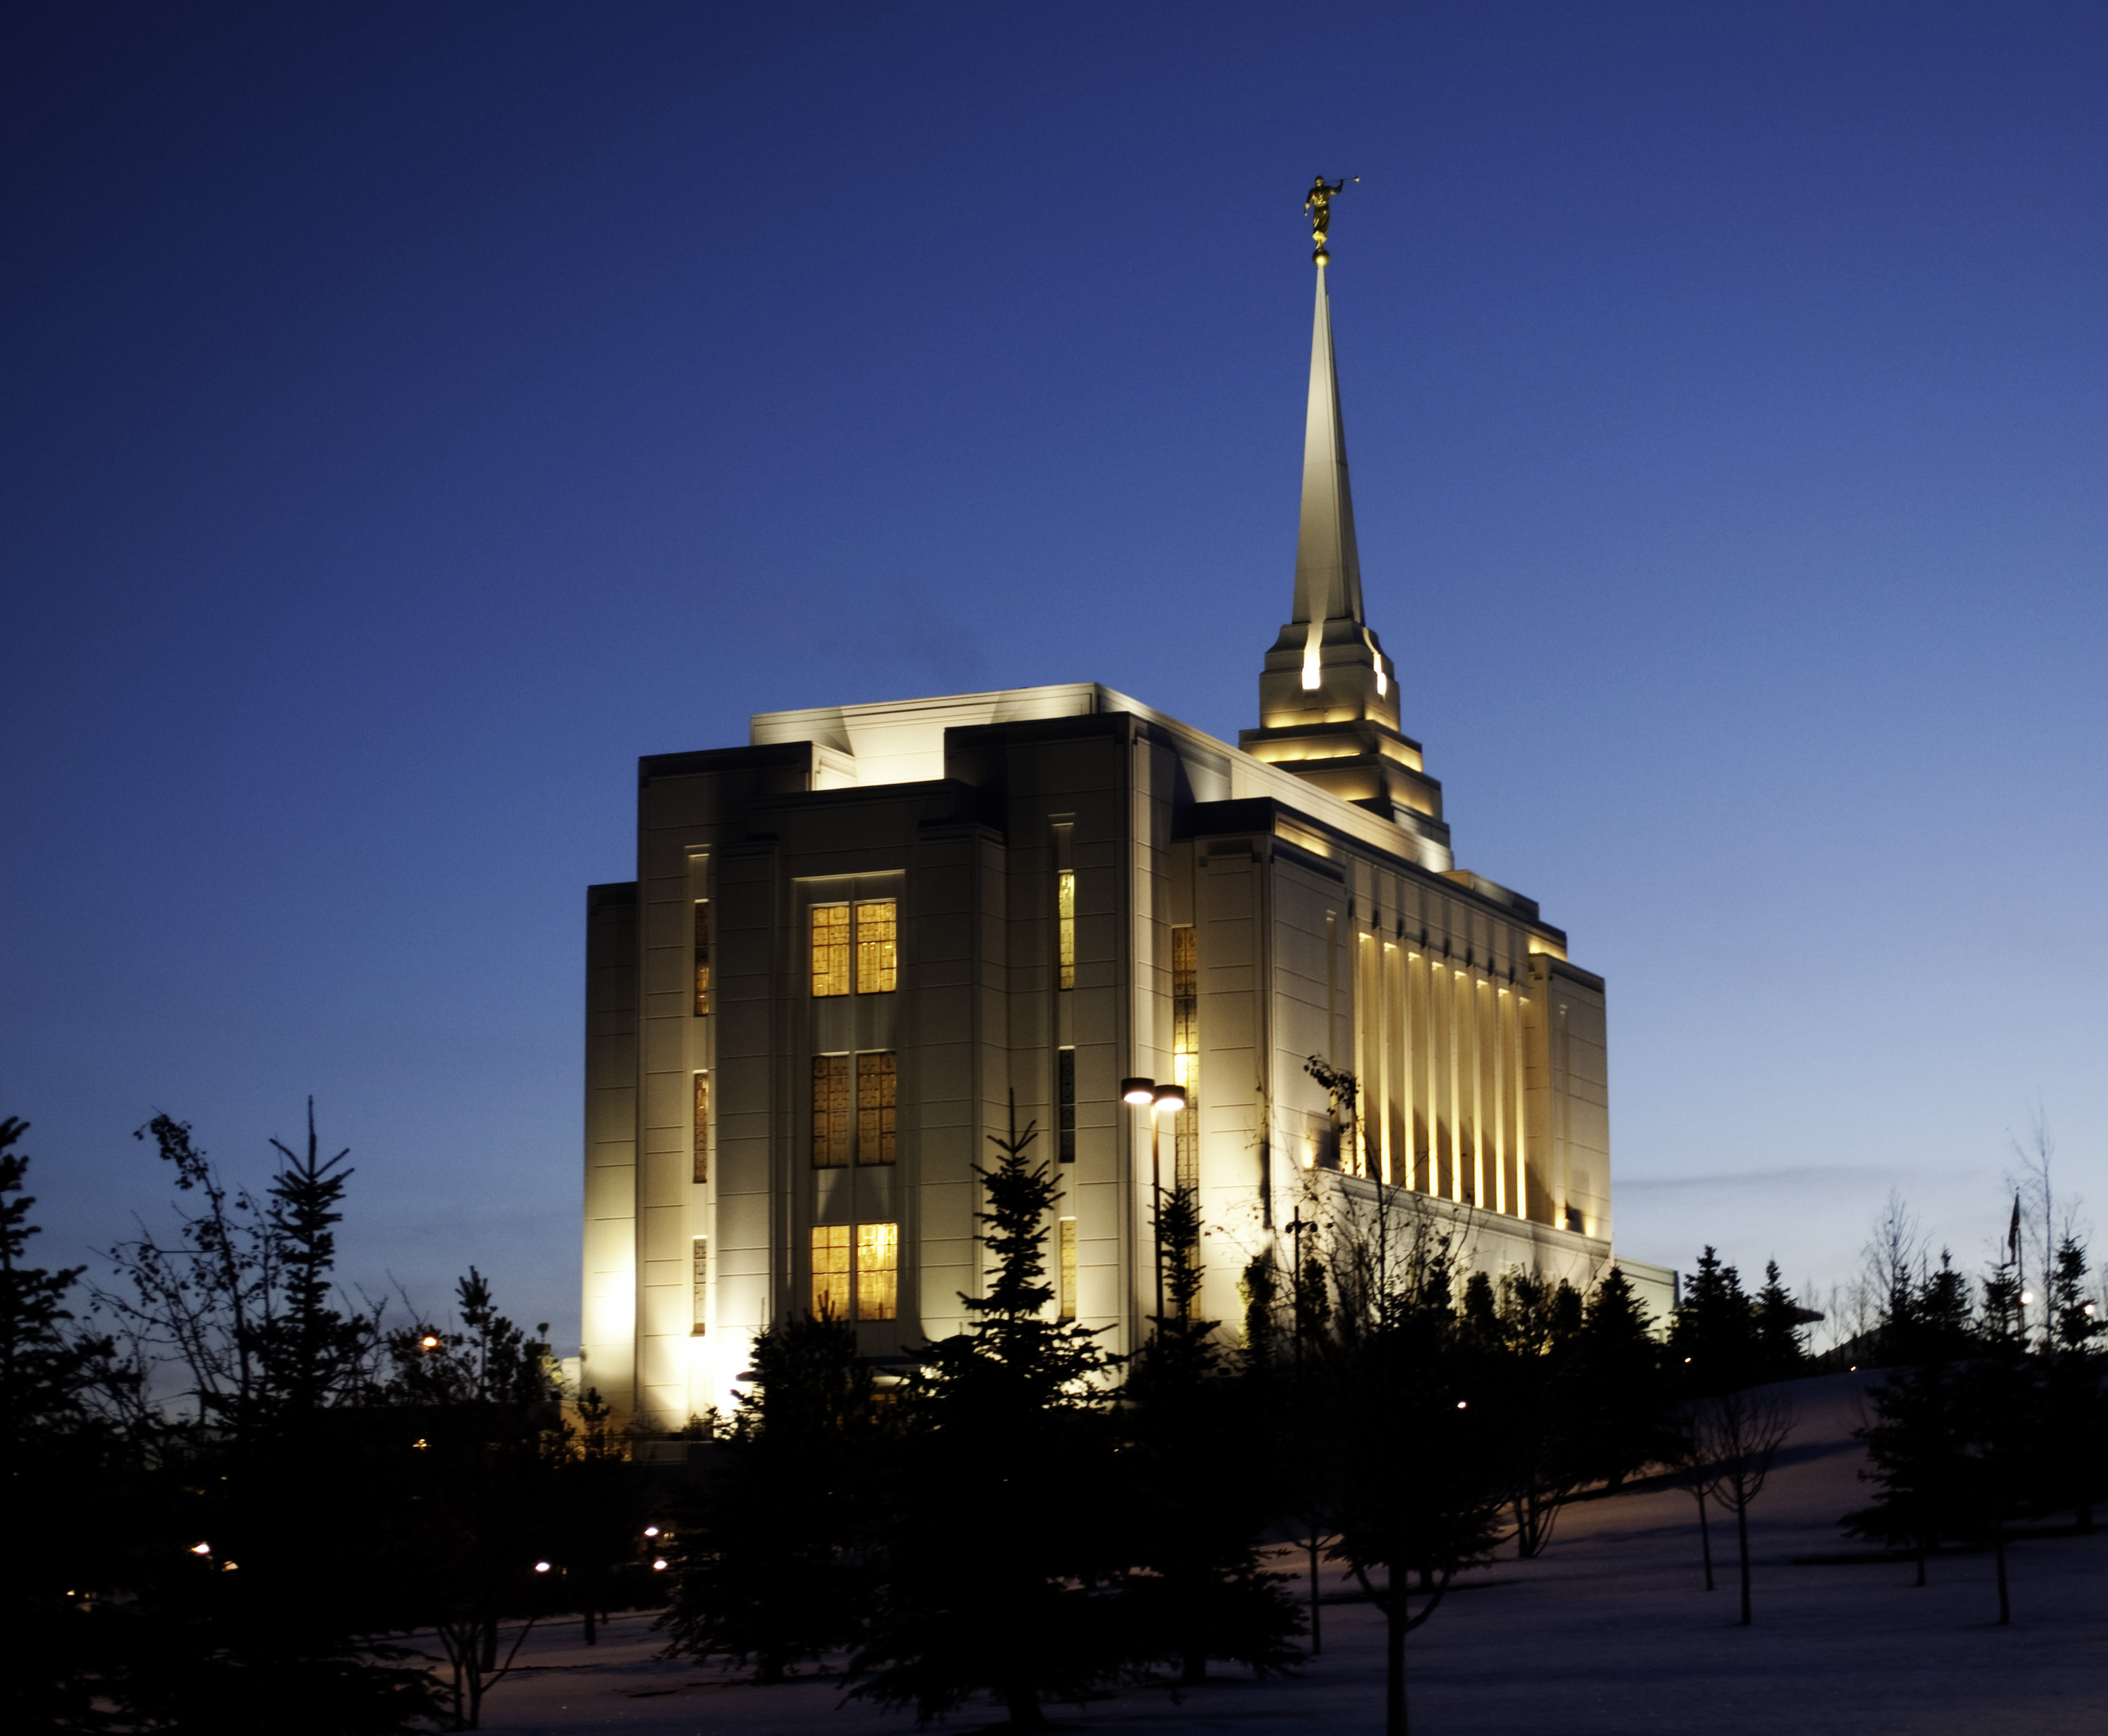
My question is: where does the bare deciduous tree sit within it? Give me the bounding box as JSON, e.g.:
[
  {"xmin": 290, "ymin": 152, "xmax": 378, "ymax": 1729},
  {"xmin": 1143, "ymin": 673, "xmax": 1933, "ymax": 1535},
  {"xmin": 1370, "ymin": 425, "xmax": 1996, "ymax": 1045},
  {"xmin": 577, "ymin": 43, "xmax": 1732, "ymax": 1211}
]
[{"xmin": 1690, "ymin": 1387, "xmax": 1796, "ymax": 1625}]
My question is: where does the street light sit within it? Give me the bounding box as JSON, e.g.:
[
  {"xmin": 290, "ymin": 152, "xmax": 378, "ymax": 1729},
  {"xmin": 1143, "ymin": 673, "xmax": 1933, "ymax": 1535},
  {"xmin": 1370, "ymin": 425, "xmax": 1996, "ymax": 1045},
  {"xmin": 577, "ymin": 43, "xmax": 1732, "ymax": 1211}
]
[{"xmin": 1120, "ymin": 1078, "xmax": 1186, "ymax": 1329}]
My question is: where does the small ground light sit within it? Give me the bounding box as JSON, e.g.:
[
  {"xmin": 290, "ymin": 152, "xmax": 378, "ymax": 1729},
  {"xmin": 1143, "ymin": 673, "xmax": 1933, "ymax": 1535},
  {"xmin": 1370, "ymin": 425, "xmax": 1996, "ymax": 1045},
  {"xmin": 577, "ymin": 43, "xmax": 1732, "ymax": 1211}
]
[
  {"xmin": 534, "ymin": 1561, "xmax": 551, "ymax": 1574},
  {"xmin": 189, "ymin": 1543, "xmax": 211, "ymax": 1556}
]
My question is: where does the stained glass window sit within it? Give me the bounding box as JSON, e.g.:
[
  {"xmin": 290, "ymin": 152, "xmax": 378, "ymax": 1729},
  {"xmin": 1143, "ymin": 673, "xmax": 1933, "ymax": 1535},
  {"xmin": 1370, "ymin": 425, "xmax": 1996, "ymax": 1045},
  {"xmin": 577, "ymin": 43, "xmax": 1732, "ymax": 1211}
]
[
  {"xmin": 1173, "ymin": 925, "xmax": 1199, "ymax": 1189},
  {"xmin": 692, "ymin": 900, "xmax": 710, "ymax": 1016},
  {"xmin": 1057, "ymin": 870, "xmax": 1076, "ymax": 991},
  {"xmin": 856, "ymin": 1221, "xmax": 899, "ymax": 1321},
  {"xmin": 855, "ymin": 899, "xmax": 897, "ymax": 994},
  {"xmin": 812, "ymin": 1054, "xmax": 850, "ymax": 1167},
  {"xmin": 1057, "ymin": 1047, "xmax": 1076, "ymax": 1164},
  {"xmin": 857, "ymin": 1051, "xmax": 896, "ymax": 1165},
  {"xmin": 1059, "ymin": 1217, "xmax": 1078, "ymax": 1320},
  {"xmin": 811, "ymin": 1225, "xmax": 851, "ymax": 1320},
  {"xmin": 811, "ymin": 904, "xmax": 850, "ymax": 998},
  {"xmin": 690, "ymin": 1236, "xmax": 707, "ymax": 1335},
  {"xmin": 691, "ymin": 1071, "xmax": 709, "ymax": 1184}
]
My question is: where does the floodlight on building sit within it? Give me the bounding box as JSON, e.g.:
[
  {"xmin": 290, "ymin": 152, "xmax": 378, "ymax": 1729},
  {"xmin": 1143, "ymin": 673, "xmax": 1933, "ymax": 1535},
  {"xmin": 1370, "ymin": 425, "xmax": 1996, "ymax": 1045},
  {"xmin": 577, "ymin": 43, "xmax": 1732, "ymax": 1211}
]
[
  {"xmin": 1121, "ymin": 1078, "xmax": 1156, "ymax": 1106},
  {"xmin": 1152, "ymin": 1084, "xmax": 1186, "ymax": 1114}
]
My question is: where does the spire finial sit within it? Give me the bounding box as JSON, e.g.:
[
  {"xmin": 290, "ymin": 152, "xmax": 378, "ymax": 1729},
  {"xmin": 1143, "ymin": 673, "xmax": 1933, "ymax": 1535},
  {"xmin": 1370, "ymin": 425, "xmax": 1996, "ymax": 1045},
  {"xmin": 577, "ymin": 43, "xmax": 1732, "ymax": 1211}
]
[{"xmin": 1304, "ymin": 175, "xmax": 1357, "ymax": 263}]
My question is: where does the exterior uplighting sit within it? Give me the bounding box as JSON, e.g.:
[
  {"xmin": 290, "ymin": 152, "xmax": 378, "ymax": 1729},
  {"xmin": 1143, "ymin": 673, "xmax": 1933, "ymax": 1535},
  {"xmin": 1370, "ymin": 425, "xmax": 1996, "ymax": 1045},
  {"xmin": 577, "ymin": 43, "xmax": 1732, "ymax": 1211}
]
[{"xmin": 1120, "ymin": 1078, "xmax": 1156, "ymax": 1106}]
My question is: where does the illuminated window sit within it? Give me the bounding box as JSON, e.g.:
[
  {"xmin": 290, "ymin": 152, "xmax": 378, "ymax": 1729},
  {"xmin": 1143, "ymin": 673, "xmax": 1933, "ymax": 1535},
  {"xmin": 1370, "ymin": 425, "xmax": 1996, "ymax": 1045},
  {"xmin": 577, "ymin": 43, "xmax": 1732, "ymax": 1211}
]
[
  {"xmin": 855, "ymin": 899, "xmax": 897, "ymax": 994},
  {"xmin": 811, "ymin": 905, "xmax": 850, "ymax": 998},
  {"xmin": 811, "ymin": 1225, "xmax": 852, "ymax": 1320},
  {"xmin": 856, "ymin": 1052, "xmax": 897, "ymax": 1165},
  {"xmin": 1057, "ymin": 1047, "xmax": 1076, "ymax": 1164},
  {"xmin": 691, "ymin": 1071, "xmax": 709, "ymax": 1183},
  {"xmin": 812, "ymin": 1054, "xmax": 851, "ymax": 1167},
  {"xmin": 692, "ymin": 900, "xmax": 710, "ymax": 1016},
  {"xmin": 856, "ymin": 1221, "xmax": 899, "ymax": 1321},
  {"xmin": 1057, "ymin": 870, "xmax": 1076, "ymax": 991},
  {"xmin": 1172, "ymin": 925, "xmax": 1199, "ymax": 1189},
  {"xmin": 1059, "ymin": 1217, "xmax": 1078, "ymax": 1320},
  {"xmin": 690, "ymin": 1236, "xmax": 707, "ymax": 1336}
]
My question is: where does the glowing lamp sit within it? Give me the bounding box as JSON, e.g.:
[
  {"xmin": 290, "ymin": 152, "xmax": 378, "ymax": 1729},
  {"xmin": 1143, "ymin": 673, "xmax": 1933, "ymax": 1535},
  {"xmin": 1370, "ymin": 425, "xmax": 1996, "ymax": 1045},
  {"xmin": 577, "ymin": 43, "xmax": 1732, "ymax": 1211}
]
[
  {"xmin": 534, "ymin": 1561, "xmax": 551, "ymax": 1574},
  {"xmin": 1152, "ymin": 1084, "xmax": 1186, "ymax": 1114},
  {"xmin": 652, "ymin": 1558, "xmax": 669, "ymax": 1572},
  {"xmin": 1120, "ymin": 1078, "xmax": 1156, "ymax": 1106},
  {"xmin": 644, "ymin": 1525, "xmax": 661, "ymax": 1538},
  {"xmin": 2021, "ymin": 1290, "xmax": 2035, "ymax": 1307},
  {"xmin": 418, "ymin": 1334, "xmax": 442, "ymax": 1352},
  {"xmin": 189, "ymin": 1542, "xmax": 211, "ymax": 1556}
]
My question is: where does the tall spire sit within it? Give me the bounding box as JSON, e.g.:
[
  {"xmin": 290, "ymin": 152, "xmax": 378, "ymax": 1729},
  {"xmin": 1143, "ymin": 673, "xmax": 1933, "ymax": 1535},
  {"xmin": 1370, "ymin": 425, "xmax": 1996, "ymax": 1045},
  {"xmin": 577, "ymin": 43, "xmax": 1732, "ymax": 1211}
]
[
  {"xmin": 1292, "ymin": 262, "xmax": 1367, "ymax": 675},
  {"xmin": 1241, "ymin": 182, "xmax": 1449, "ymax": 852}
]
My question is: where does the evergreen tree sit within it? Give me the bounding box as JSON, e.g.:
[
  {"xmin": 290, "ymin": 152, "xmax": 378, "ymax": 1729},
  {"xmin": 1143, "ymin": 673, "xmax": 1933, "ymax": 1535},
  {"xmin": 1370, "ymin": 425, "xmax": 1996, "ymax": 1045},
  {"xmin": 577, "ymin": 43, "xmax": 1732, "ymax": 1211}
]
[
  {"xmin": 661, "ymin": 1313, "xmax": 875, "ymax": 1680},
  {"xmin": 1752, "ymin": 1261, "xmax": 1814, "ymax": 1379},
  {"xmin": 382, "ymin": 1269, "xmax": 564, "ymax": 1729},
  {"xmin": 1668, "ymin": 1246, "xmax": 1759, "ymax": 1394},
  {"xmin": 94, "ymin": 1109, "xmax": 438, "ymax": 1735},
  {"xmin": 852, "ymin": 1099, "xmax": 1134, "ymax": 1729},
  {"xmin": 1, "ymin": 1118, "xmax": 123, "ymax": 1731},
  {"xmin": 1843, "ymin": 1252, "xmax": 1978, "ymax": 1584},
  {"xmin": 2039, "ymin": 1236, "xmax": 2102, "ymax": 1531},
  {"xmin": 1566, "ymin": 1265, "xmax": 1672, "ymax": 1491},
  {"xmin": 1122, "ymin": 1183, "xmax": 1304, "ymax": 1684}
]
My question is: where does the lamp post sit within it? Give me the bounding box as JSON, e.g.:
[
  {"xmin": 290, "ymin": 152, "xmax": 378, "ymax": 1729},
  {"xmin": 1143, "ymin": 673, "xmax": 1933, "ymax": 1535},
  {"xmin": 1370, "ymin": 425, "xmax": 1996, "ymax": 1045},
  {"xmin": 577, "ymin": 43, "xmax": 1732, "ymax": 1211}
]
[{"xmin": 1121, "ymin": 1076, "xmax": 1186, "ymax": 1333}]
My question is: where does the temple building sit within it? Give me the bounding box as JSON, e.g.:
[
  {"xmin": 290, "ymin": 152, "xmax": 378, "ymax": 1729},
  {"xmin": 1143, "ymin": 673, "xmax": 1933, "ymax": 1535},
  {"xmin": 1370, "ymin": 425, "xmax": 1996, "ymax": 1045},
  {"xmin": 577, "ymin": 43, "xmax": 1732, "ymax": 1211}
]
[{"xmin": 579, "ymin": 224, "xmax": 1667, "ymax": 1429}]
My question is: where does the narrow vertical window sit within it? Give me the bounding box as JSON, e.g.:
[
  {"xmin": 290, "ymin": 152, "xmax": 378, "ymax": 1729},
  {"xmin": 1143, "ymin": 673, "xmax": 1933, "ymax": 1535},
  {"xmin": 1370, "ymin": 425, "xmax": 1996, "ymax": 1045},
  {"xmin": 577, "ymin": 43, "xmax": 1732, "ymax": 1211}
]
[
  {"xmin": 1057, "ymin": 1047, "xmax": 1076, "ymax": 1164},
  {"xmin": 691, "ymin": 1071, "xmax": 709, "ymax": 1183},
  {"xmin": 856, "ymin": 1221, "xmax": 899, "ymax": 1321},
  {"xmin": 811, "ymin": 905, "xmax": 850, "ymax": 998},
  {"xmin": 1059, "ymin": 1217, "xmax": 1078, "ymax": 1320},
  {"xmin": 1057, "ymin": 869, "xmax": 1076, "ymax": 991},
  {"xmin": 1172, "ymin": 925, "xmax": 1199, "ymax": 1189},
  {"xmin": 855, "ymin": 899, "xmax": 897, "ymax": 994},
  {"xmin": 811, "ymin": 1225, "xmax": 851, "ymax": 1320},
  {"xmin": 856, "ymin": 1051, "xmax": 897, "ymax": 1165},
  {"xmin": 690, "ymin": 1236, "xmax": 708, "ymax": 1335},
  {"xmin": 692, "ymin": 900, "xmax": 711, "ymax": 1015},
  {"xmin": 812, "ymin": 1054, "xmax": 850, "ymax": 1166}
]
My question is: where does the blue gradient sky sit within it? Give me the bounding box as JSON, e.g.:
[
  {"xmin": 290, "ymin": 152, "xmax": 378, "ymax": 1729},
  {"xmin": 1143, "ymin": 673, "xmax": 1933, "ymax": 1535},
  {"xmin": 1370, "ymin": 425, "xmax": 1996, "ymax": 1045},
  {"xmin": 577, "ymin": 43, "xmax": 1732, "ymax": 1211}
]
[{"xmin": 6, "ymin": 3, "xmax": 2105, "ymax": 1344}]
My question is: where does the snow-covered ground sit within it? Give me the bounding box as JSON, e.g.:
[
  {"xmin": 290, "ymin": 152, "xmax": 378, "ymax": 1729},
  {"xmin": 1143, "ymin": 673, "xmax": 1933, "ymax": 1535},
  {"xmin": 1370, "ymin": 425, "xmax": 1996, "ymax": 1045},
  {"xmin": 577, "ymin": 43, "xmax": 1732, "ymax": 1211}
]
[{"xmin": 469, "ymin": 1375, "xmax": 2105, "ymax": 1733}]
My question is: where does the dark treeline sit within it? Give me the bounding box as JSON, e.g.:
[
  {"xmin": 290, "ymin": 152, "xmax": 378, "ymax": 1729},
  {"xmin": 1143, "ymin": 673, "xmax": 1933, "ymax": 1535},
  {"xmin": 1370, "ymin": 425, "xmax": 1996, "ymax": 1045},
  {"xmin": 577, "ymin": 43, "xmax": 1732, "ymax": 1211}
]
[
  {"xmin": 1839, "ymin": 1205, "xmax": 2106, "ymax": 1623},
  {"xmin": 2, "ymin": 1110, "xmax": 657, "ymax": 1733},
  {"xmin": 14, "ymin": 1097, "xmax": 2095, "ymax": 1734}
]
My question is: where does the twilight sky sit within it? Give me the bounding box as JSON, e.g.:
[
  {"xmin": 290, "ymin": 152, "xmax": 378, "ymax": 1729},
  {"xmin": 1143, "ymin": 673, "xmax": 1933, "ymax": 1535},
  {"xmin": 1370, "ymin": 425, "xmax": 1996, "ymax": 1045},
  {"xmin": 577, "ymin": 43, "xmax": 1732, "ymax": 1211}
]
[{"xmin": 5, "ymin": 2, "xmax": 2106, "ymax": 1347}]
